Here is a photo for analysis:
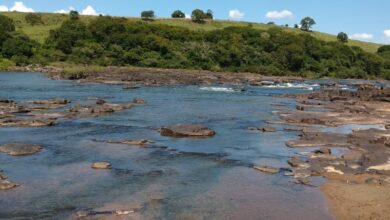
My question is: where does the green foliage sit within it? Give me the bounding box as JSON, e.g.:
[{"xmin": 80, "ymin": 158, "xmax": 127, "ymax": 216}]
[
  {"xmin": 69, "ymin": 11, "xmax": 79, "ymax": 20},
  {"xmin": 206, "ymin": 10, "xmax": 213, "ymax": 20},
  {"xmin": 300, "ymin": 17, "xmax": 316, "ymax": 31},
  {"xmin": 0, "ymin": 13, "xmax": 389, "ymax": 80},
  {"xmin": 141, "ymin": 11, "xmax": 155, "ymax": 21},
  {"xmin": 46, "ymin": 19, "xmax": 91, "ymax": 54},
  {"xmin": 337, "ymin": 32, "xmax": 348, "ymax": 43},
  {"xmin": 171, "ymin": 10, "xmax": 185, "ymax": 18},
  {"xmin": 191, "ymin": 9, "xmax": 207, "ymax": 23},
  {"xmin": 25, "ymin": 13, "xmax": 43, "ymax": 26},
  {"xmin": 0, "ymin": 14, "xmax": 15, "ymax": 32},
  {"xmin": 0, "ymin": 58, "xmax": 15, "ymax": 70}
]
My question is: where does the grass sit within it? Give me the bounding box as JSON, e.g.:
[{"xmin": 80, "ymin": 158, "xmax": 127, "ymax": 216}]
[{"xmin": 2, "ymin": 11, "xmax": 382, "ymax": 53}]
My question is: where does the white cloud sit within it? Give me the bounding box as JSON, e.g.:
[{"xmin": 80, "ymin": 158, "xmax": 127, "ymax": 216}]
[
  {"xmin": 54, "ymin": 6, "xmax": 75, "ymax": 14},
  {"xmin": 10, "ymin": 1, "xmax": 34, "ymax": 12},
  {"xmin": 384, "ymin": 29, "xmax": 390, "ymax": 38},
  {"xmin": 266, "ymin": 10, "xmax": 293, "ymax": 19},
  {"xmin": 350, "ymin": 33, "xmax": 374, "ymax": 41},
  {"xmin": 81, "ymin": 5, "xmax": 98, "ymax": 16},
  {"xmin": 229, "ymin": 9, "xmax": 245, "ymax": 20},
  {"xmin": 0, "ymin": 5, "xmax": 8, "ymax": 12}
]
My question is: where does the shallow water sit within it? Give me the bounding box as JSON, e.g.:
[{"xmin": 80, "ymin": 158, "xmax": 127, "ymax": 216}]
[{"xmin": 0, "ymin": 72, "xmax": 334, "ymax": 219}]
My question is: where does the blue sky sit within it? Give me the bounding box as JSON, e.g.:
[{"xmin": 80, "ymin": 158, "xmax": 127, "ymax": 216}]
[{"xmin": 0, "ymin": 0, "xmax": 389, "ymax": 44}]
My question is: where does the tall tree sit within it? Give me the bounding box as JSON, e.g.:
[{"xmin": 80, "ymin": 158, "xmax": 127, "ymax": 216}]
[
  {"xmin": 337, "ymin": 32, "xmax": 349, "ymax": 43},
  {"xmin": 206, "ymin": 9, "xmax": 214, "ymax": 19},
  {"xmin": 171, "ymin": 10, "xmax": 185, "ymax": 18},
  {"xmin": 191, "ymin": 9, "xmax": 206, "ymax": 23},
  {"xmin": 300, "ymin": 17, "xmax": 316, "ymax": 31},
  {"xmin": 141, "ymin": 10, "xmax": 155, "ymax": 21}
]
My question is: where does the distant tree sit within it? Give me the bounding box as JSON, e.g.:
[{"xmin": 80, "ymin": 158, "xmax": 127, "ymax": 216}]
[
  {"xmin": 267, "ymin": 22, "xmax": 275, "ymax": 25},
  {"xmin": 171, "ymin": 10, "xmax": 185, "ymax": 18},
  {"xmin": 141, "ymin": 10, "xmax": 155, "ymax": 21},
  {"xmin": 285, "ymin": 24, "xmax": 289, "ymax": 27},
  {"xmin": 337, "ymin": 32, "xmax": 348, "ymax": 43},
  {"xmin": 191, "ymin": 9, "xmax": 206, "ymax": 23},
  {"xmin": 69, "ymin": 10, "xmax": 79, "ymax": 20},
  {"xmin": 0, "ymin": 14, "xmax": 15, "ymax": 32},
  {"xmin": 25, "ymin": 13, "xmax": 43, "ymax": 26},
  {"xmin": 294, "ymin": 24, "xmax": 299, "ymax": 29},
  {"xmin": 300, "ymin": 17, "xmax": 316, "ymax": 31},
  {"xmin": 206, "ymin": 9, "xmax": 214, "ymax": 20}
]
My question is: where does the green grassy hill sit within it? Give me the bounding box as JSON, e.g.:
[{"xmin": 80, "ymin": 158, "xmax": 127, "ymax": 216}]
[{"xmin": 2, "ymin": 11, "xmax": 382, "ymax": 53}]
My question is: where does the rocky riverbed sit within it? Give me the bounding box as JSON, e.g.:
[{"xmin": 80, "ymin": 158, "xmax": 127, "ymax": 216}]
[{"xmin": 1, "ymin": 71, "xmax": 389, "ymax": 219}]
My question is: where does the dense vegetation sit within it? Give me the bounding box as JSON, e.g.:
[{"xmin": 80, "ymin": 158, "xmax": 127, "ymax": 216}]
[{"xmin": 0, "ymin": 12, "xmax": 389, "ymax": 79}]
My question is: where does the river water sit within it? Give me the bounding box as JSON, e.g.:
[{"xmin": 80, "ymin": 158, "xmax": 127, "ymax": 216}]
[{"xmin": 0, "ymin": 72, "xmax": 336, "ymax": 219}]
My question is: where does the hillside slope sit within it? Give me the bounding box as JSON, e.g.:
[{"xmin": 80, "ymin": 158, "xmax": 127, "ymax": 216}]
[{"xmin": 2, "ymin": 11, "xmax": 381, "ymax": 53}]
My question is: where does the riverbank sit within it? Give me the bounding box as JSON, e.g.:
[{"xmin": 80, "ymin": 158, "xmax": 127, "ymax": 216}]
[{"xmin": 8, "ymin": 64, "xmax": 307, "ymax": 86}]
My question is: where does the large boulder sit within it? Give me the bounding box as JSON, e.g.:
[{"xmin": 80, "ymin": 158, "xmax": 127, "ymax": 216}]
[
  {"xmin": 160, "ymin": 124, "xmax": 215, "ymax": 137},
  {"xmin": 0, "ymin": 180, "xmax": 20, "ymax": 190},
  {"xmin": 0, "ymin": 143, "xmax": 42, "ymax": 156}
]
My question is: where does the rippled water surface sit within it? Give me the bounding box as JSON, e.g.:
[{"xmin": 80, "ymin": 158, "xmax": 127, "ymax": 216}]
[{"xmin": 0, "ymin": 72, "xmax": 334, "ymax": 219}]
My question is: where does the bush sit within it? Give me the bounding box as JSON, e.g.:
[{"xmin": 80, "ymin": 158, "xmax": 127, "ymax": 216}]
[
  {"xmin": 0, "ymin": 14, "xmax": 15, "ymax": 32},
  {"xmin": 25, "ymin": 13, "xmax": 43, "ymax": 26},
  {"xmin": 0, "ymin": 58, "xmax": 15, "ymax": 70}
]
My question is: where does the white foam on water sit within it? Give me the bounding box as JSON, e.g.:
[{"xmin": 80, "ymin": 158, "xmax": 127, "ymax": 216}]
[
  {"xmin": 199, "ymin": 87, "xmax": 236, "ymax": 92},
  {"xmin": 263, "ymin": 83, "xmax": 319, "ymax": 90}
]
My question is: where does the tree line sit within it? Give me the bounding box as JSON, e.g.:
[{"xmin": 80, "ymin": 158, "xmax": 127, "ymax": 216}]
[{"xmin": 0, "ymin": 12, "xmax": 389, "ymax": 79}]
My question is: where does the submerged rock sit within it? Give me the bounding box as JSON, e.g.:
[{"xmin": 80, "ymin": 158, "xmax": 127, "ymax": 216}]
[
  {"xmin": 159, "ymin": 124, "xmax": 215, "ymax": 137},
  {"xmin": 254, "ymin": 165, "xmax": 280, "ymax": 174},
  {"xmin": 0, "ymin": 118, "xmax": 56, "ymax": 127},
  {"xmin": 106, "ymin": 139, "xmax": 153, "ymax": 146},
  {"xmin": 0, "ymin": 143, "xmax": 42, "ymax": 156},
  {"xmin": 91, "ymin": 162, "xmax": 112, "ymax": 169},
  {"xmin": 33, "ymin": 98, "xmax": 70, "ymax": 105}
]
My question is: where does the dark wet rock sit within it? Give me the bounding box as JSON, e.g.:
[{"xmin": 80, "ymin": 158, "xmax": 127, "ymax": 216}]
[
  {"xmin": 385, "ymin": 124, "xmax": 390, "ymax": 130},
  {"xmin": 314, "ymin": 148, "xmax": 332, "ymax": 155},
  {"xmin": 0, "ymin": 180, "xmax": 20, "ymax": 191},
  {"xmin": 254, "ymin": 165, "xmax": 280, "ymax": 174},
  {"xmin": 260, "ymin": 127, "xmax": 277, "ymax": 132},
  {"xmin": 296, "ymin": 105, "xmax": 305, "ymax": 111},
  {"xmin": 91, "ymin": 162, "xmax": 112, "ymax": 169},
  {"xmin": 271, "ymin": 102, "xmax": 287, "ymax": 106},
  {"xmin": 123, "ymin": 85, "xmax": 140, "ymax": 90},
  {"xmin": 75, "ymin": 209, "xmax": 135, "ymax": 218},
  {"xmin": 33, "ymin": 98, "xmax": 70, "ymax": 105},
  {"xmin": 247, "ymin": 127, "xmax": 259, "ymax": 131},
  {"xmin": 96, "ymin": 99, "xmax": 106, "ymax": 105},
  {"xmin": 159, "ymin": 124, "xmax": 215, "ymax": 137},
  {"xmin": 0, "ymin": 143, "xmax": 42, "ymax": 156},
  {"xmin": 0, "ymin": 118, "xmax": 56, "ymax": 127}
]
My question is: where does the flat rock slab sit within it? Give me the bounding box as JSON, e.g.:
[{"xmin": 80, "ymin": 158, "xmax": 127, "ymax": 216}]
[
  {"xmin": 160, "ymin": 124, "xmax": 215, "ymax": 137},
  {"xmin": 254, "ymin": 165, "xmax": 280, "ymax": 174},
  {"xmin": 0, "ymin": 180, "xmax": 20, "ymax": 191},
  {"xmin": 107, "ymin": 139, "xmax": 153, "ymax": 146},
  {"xmin": 92, "ymin": 162, "xmax": 112, "ymax": 169},
  {"xmin": 0, "ymin": 143, "xmax": 42, "ymax": 156}
]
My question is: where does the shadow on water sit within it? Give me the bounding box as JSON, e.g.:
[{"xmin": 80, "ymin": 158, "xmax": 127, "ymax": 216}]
[{"xmin": 0, "ymin": 72, "xmax": 334, "ymax": 219}]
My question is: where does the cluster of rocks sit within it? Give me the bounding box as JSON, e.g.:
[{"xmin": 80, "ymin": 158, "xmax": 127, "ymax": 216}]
[
  {"xmin": 273, "ymin": 85, "xmax": 390, "ymax": 185},
  {"xmin": 0, "ymin": 98, "xmax": 145, "ymax": 127}
]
